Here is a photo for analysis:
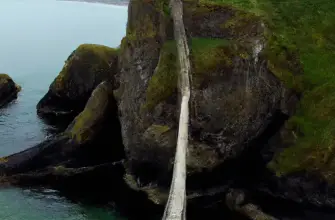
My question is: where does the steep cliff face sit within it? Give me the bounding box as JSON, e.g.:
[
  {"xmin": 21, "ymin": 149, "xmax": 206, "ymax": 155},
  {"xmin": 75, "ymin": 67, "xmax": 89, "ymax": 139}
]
[
  {"xmin": 197, "ymin": 0, "xmax": 335, "ymax": 210},
  {"xmin": 116, "ymin": 0, "xmax": 297, "ymax": 185}
]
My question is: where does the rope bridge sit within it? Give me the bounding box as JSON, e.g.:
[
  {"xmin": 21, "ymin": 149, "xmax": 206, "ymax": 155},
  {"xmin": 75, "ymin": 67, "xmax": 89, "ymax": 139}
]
[{"xmin": 162, "ymin": 0, "xmax": 190, "ymax": 219}]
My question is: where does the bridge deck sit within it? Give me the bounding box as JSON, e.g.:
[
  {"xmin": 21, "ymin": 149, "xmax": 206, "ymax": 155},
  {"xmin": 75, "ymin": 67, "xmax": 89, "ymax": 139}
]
[{"xmin": 162, "ymin": 0, "xmax": 191, "ymax": 220}]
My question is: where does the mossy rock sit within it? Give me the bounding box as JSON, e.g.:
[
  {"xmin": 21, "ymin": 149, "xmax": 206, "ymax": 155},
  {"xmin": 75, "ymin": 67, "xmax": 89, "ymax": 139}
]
[
  {"xmin": 143, "ymin": 41, "xmax": 178, "ymax": 111},
  {"xmin": 182, "ymin": 0, "xmax": 264, "ymax": 41},
  {"xmin": 52, "ymin": 44, "xmax": 118, "ymax": 94},
  {"xmin": 66, "ymin": 81, "xmax": 115, "ymax": 144},
  {"xmin": 143, "ymin": 37, "xmax": 247, "ymax": 110},
  {"xmin": 200, "ymin": 0, "xmax": 335, "ymax": 187},
  {"xmin": 0, "ymin": 73, "xmax": 21, "ymax": 107},
  {"xmin": 126, "ymin": 0, "xmax": 163, "ymax": 43},
  {"xmin": 37, "ymin": 44, "xmax": 119, "ymax": 120}
]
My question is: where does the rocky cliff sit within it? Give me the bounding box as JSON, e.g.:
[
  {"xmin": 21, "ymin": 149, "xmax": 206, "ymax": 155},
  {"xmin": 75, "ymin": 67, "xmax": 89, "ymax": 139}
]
[
  {"xmin": 0, "ymin": 0, "xmax": 335, "ymax": 219},
  {"xmin": 116, "ymin": 0, "xmax": 297, "ymax": 188}
]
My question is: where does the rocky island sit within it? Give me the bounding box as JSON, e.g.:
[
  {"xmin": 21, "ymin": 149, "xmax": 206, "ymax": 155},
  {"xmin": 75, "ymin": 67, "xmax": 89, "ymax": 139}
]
[
  {"xmin": 0, "ymin": 74, "xmax": 21, "ymax": 107},
  {"xmin": 0, "ymin": 0, "xmax": 334, "ymax": 219}
]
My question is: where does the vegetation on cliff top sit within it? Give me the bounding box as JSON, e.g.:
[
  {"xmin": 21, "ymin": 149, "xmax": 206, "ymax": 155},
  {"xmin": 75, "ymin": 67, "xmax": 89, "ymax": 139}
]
[
  {"xmin": 202, "ymin": 0, "xmax": 335, "ymax": 180},
  {"xmin": 53, "ymin": 44, "xmax": 118, "ymax": 91}
]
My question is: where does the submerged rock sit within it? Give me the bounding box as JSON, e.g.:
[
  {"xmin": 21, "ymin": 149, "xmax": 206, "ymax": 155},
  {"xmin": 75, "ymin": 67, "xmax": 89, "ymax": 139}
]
[
  {"xmin": 0, "ymin": 73, "xmax": 21, "ymax": 107},
  {"xmin": 36, "ymin": 44, "xmax": 119, "ymax": 123}
]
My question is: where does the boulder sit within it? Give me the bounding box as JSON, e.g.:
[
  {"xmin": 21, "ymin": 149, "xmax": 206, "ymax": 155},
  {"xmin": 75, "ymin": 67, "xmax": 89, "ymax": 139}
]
[
  {"xmin": 0, "ymin": 73, "xmax": 21, "ymax": 107},
  {"xmin": 37, "ymin": 44, "xmax": 119, "ymax": 123}
]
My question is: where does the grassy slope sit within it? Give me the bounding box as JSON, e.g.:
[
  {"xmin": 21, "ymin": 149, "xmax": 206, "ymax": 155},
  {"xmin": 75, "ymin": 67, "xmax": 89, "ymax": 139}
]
[{"xmin": 202, "ymin": 0, "xmax": 335, "ymax": 179}]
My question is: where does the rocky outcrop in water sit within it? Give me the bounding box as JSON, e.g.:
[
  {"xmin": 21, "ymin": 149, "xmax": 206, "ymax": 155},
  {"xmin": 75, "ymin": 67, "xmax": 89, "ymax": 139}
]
[
  {"xmin": 1, "ymin": 0, "xmax": 335, "ymax": 219},
  {"xmin": 37, "ymin": 44, "xmax": 119, "ymax": 123},
  {"xmin": 0, "ymin": 73, "xmax": 21, "ymax": 107},
  {"xmin": 1, "ymin": 81, "xmax": 124, "ymax": 176}
]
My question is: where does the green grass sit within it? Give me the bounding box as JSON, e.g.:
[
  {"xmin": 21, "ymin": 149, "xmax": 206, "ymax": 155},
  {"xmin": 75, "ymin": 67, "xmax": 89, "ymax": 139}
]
[{"xmin": 203, "ymin": 0, "xmax": 335, "ymax": 179}]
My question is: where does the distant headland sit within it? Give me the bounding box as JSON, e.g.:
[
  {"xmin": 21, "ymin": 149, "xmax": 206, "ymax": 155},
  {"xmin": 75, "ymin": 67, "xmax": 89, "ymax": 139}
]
[{"xmin": 58, "ymin": 0, "xmax": 129, "ymax": 6}]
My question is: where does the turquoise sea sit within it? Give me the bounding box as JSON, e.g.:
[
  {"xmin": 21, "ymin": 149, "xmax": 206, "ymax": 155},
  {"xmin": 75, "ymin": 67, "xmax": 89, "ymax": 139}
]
[{"xmin": 0, "ymin": 0, "xmax": 127, "ymax": 219}]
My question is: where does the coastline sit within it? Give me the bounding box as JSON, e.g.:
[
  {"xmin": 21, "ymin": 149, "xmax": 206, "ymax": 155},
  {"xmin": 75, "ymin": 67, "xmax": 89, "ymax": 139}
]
[{"xmin": 57, "ymin": 0, "xmax": 129, "ymax": 6}]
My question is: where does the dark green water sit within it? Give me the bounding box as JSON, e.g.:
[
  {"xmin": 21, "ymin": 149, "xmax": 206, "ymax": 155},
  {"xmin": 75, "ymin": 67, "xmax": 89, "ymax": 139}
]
[{"xmin": 0, "ymin": 0, "xmax": 127, "ymax": 219}]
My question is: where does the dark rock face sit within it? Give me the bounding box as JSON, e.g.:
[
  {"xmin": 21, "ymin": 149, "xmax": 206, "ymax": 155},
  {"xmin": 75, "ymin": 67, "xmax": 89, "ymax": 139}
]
[
  {"xmin": 253, "ymin": 124, "xmax": 335, "ymax": 209},
  {"xmin": 116, "ymin": 0, "xmax": 296, "ymax": 186},
  {"xmin": 116, "ymin": 0, "xmax": 168, "ymax": 184},
  {"xmin": 0, "ymin": 73, "xmax": 21, "ymax": 107},
  {"xmin": 256, "ymin": 172, "xmax": 335, "ymax": 209},
  {"xmin": 37, "ymin": 44, "xmax": 119, "ymax": 124}
]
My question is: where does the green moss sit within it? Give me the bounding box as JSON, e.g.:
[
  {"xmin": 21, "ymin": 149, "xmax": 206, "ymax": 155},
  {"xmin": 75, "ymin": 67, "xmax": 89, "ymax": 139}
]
[
  {"xmin": 0, "ymin": 157, "xmax": 8, "ymax": 163},
  {"xmin": 204, "ymin": 0, "xmax": 335, "ymax": 180},
  {"xmin": 54, "ymin": 165, "xmax": 67, "ymax": 174},
  {"xmin": 53, "ymin": 44, "xmax": 118, "ymax": 91},
  {"xmin": 154, "ymin": 0, "xmax": 170, "ymax": 16},
  {"xmin": 68, "ymin": 93, "xmax": 103, "ymax": 143},
  {"xmin": 68, "ymin": 102, "xmax": 95, "ymax": 143},
  {"xmin": 270, "ymin": 82, "xmax": 335, "ymax": 181},
  {"xmin": 0, "ymin": 74, "xmax": 11, "ymax": 80},
  {"xmin": 144, "ymin": 41, "xmax": 178, "ymax": 111},
  {"xmin": 75, "ymin": 44, "xmax": 119, "ymax": 60},
  {"xmin": 221, "ymin": 10, "xmax": 263, "ymax": 41},
  {"xmin": 144, "ymin": 124, "xmax": 172, "ymax": 141},
  {"xmin": 199, "ymin": 0, "xmax": 254, "ymax": 9},
  {"xmin": 150, "ymin": 124, "xmax": 171, "ymax": 134},
  {"xmin": 264, "ymin": 37, "xmax": 304, "ymax": 92},
  {"xmin": 0, "ymin": 74, "xmax": 12, "ymax": 86},
  {"xmin": 190, "ymin": 38, "xmax": 233, "ymax": 88},
  {"xmin": 144, "ymin": 38, "xmax": 249, "ymax": 110},
  {"xmin": 127, "ymin": 14, "xmax": 158, "ymax": 42}
]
